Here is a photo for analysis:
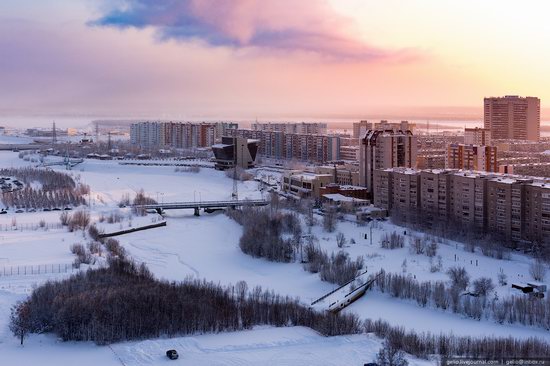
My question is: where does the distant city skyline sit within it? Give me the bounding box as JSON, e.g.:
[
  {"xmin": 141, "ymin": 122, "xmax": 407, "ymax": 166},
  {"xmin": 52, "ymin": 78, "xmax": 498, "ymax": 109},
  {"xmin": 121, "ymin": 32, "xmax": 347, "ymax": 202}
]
[{"xmin": 1, "ymin": 1, "xmax": 550, "ymax": 121}]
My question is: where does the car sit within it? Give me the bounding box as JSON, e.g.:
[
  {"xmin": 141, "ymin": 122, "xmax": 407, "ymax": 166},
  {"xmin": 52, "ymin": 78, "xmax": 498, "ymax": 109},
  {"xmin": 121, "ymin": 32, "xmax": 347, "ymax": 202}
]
[
  {"xmin": 166, "ymin": 350, "xmax": 179, "ymax": 360},
  {"xmin": 0, "ymin": 210, "xmax": 7, "ymax": 214},
  {"xmin": 63, "ymin": 207, "xmax": 72, "ymax": 211},
  {"xmin": 28, "ymin": 208, "xmax": 36, "ymax": 212},
  {"xmin": 52, "ymin": 207, "xmax": 61, "ymax": 211},
  {"xmin": 15, "ymin": 209, "xmax": 24, "ymax": 213},
  {"xmin": 43, "ymin": 208, "xmax": 51, "ymax": 212}
]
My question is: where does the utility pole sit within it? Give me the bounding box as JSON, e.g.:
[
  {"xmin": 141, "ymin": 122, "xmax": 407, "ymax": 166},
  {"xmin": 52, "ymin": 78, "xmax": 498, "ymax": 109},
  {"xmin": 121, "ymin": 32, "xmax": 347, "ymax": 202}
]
[
  {"xmin": 95, "ymin": 122, "xmax": 99, "ymax": 145},
  {"xmin": 52, "ymin": 121, "xmax": 57, "ymax": 147}
]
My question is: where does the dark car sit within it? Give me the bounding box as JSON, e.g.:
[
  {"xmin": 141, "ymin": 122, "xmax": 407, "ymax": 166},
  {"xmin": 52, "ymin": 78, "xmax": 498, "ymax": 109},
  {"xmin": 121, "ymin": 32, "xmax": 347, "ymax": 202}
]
[
  {"xmin": 43, "ymin": 208, "xmax": 51, "ymax": 212},
  {"xmin": 52, "ymin": 207, "xmax": 61, "ymax": 211},
  {"xmin": 166, "ymin": 350, "xmax": 179, "ymax": 360},
  {"xmin": 0, "ymin": 210, "xmax": 7, "ymax": 214},
  {"xmin": 63, "ymin": 207, "xmax": 72, "ymax": 211},
  {"xmin": 15, "ymin": 209, "xmax": 24, "ymax": 213}
]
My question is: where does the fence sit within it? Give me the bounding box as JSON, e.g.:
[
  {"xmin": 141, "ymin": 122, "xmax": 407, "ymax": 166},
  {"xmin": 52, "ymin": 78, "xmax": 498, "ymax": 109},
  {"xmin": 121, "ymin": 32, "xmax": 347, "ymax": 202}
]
[
  {"xmin": 0, "ymin": 222, "xmax": 63, "ymax": 231},
  {"xmin": 0, "ymin": 263, "xmax": 76, "ymax": 277}
]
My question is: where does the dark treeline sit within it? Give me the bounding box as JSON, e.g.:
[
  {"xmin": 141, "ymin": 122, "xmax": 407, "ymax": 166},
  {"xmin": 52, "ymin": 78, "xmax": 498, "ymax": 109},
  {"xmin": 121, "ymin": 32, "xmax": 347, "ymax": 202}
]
[
  {"xmin": 1, "ymin": 168, "xmax": 88, "ymax": 209},
  {"xmin": 303, "ymin": 242, "xmax": 364, "ymax": 285},
  {"xmin": 374, "ymin": 271, "xmax": 550, "ymax": 330},
  {"xmin": 227, "ymin": 206, "xmax": 364, "ymax": 285},
  {"xmin": 365, "ymin": 318, "xmax": 550, "ymax": 359},
  {"xmin": 11, "ymin": 257, "xmax": 361, "ymax": 345}
]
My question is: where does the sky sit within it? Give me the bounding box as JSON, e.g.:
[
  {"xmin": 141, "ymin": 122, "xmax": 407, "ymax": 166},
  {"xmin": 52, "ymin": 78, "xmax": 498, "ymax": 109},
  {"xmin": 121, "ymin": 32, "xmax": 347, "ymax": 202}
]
[{"xmin": 1, "ymin": 0, "xmax": 550, "ymax": 122}]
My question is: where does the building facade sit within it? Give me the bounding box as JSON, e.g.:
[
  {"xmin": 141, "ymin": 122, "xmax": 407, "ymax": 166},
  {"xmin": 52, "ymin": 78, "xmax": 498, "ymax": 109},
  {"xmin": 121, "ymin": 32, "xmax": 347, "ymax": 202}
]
[
  {"xmin": 251, "ymin": 122, "xmax": 327, "ymax": 135},
  {"xmin": 226, "ymin": 129, "xmax": 340, "ymax": 163},
  {"xmin": 212, "ymin": 136, "xmax": 259, "ymax": 170},
  {"xmin": 484, "ymin": 96, "xmax": 540, "ymax": 141},
  {"xmin": 373, "ymin": 168, "xmax": 550, "ymax": 245},
  {"xmin": 464, "ymin": 127, "xmax": 492, "ymax": 145},
  {"xmin": 446, "ymin": 144, "xmax": 498, "ymax": 172},
  {"xmin": 130, "ymin": 121, "xmax": 237, "ymax": 150},
  {"xmin": 359, "ymin": 128, "xmax": 418, "ymax": 193}
]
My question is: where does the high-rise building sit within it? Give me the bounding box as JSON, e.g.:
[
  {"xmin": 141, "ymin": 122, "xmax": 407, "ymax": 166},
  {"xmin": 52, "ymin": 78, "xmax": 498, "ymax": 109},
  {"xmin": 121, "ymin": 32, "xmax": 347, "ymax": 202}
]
[
  {"xmin": 484, "ymin": 96, "xmax": 540, "ymax": 141},
  {"xmin": 359, "ymin": 128, "xmax": 417, "ymax": 193},
  {"xmin": 352, "ymin": 120, "xmax": 373, "ymax": 138},
  {"xmin": 464, "ymin": 127, "xmax": 492, "ymax": 145},
  {"xmin": 446, "ymin": 144, "xmax": 498, "ymax": 172}
]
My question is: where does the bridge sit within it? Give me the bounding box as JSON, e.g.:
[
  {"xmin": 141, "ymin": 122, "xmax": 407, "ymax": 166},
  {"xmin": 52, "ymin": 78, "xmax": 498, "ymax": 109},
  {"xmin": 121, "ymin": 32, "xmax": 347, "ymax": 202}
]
[{"xmin": 133, "ymin": 199, "xmax": 269, "ymax": 216}]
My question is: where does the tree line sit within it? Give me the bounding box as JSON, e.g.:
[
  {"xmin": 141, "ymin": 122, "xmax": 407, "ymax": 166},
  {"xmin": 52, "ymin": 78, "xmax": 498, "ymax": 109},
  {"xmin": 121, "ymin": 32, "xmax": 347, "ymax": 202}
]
[
  {"xmin": 365, "ymin": 318, "xmax": 550, "ymax": 360},
  {"xmin": 374, "ymin": 269, "xmax": 550, "ymax": 330},
  {"xmin": 10, "ymin": 257, "xmax": 361, "ymax": 345}
]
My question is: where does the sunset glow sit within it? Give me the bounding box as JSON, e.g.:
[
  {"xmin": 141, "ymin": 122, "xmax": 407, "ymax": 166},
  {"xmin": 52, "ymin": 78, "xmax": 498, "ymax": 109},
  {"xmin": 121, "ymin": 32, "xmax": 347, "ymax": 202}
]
[{"xmin": 1, "ymin": 0, "xmax": 549, "ymax": 119}]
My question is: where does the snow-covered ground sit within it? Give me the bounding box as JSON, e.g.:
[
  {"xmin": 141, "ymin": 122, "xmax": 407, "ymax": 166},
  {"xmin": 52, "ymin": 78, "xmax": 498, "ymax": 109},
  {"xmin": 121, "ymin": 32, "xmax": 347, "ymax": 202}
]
[{"xmin": 0, "ymin": 150, "xmax": 549, "ymax": 365}]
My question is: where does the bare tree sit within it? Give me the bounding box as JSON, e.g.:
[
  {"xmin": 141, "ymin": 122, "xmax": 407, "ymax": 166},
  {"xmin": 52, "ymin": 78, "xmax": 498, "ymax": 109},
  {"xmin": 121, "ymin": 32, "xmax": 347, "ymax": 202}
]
[
  {"xmin": 322, "ymin": 203, "xmax": 337, "ymax": 233},
  {"xmin": 336, "ymin": 232, "xmax": 346, "ymax": 248},
  {"xmin": 472, "ymin": 277, "xmax": 494, "ymax": 296},
  {"xmin": 530, "ymin": 258, "xmax": 547, "ymax": 281},
  {"xmin": 376, "ymin": 338, "xmax": 409, "ymax": 366},
  {"xmin": 9, "ymin": 301, "xmax": 31, "ymax": 345},
  {"xmin": 447, "ymin": 266, "xmax": 470, "ymax": 291}
]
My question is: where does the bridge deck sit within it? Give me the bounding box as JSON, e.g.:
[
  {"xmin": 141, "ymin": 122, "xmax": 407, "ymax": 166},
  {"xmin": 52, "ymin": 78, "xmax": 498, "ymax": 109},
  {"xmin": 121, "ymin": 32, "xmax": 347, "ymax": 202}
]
[{"xmin": 133, "ymin": 199, "xmax": 268, "ymax": 210}]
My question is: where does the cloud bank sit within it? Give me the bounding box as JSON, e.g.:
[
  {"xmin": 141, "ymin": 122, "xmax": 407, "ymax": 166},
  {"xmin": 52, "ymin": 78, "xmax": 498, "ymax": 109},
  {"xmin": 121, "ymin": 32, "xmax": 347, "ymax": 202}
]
[{"xmin": 92, "ymin": 0, "xmax": 396, "ymax": 61}]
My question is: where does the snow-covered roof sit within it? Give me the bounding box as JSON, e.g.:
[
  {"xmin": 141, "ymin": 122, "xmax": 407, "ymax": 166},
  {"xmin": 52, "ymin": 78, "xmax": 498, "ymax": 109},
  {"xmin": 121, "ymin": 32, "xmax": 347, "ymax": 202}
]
[{"xmin": 323, "ymin": 193, "xmax": 367, "ymax": 203}]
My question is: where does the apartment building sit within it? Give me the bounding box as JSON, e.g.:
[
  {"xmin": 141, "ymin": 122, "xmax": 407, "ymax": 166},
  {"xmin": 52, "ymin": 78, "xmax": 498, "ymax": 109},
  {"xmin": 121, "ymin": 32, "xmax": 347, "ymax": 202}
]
[
  {"xmin": 420, "ymin": 169, "xmax": 452, "ymax": 224},
  {"xmin": 450, "ymin": 172, "xmax": 488, "ymax": 230},
  {"xmin": 446, "ymin": 144, "xmax": 498, "ymax": 172},
  {"xmin": 226, "ymin": 129, "xmax": 340, "ymax": 163},
  {"xmin": 130, "ymin": 121, "xmax": 162, "ymax": 148},
  {"xmin": 464, "ymin": 127, "xmax": 492, "ymax": 145},
  {"xmin": 352, "ymin": 120, "xmax": 373, "ymax": 138},
  {"xmin": 374, "ymin": 168, "xmax": 550, "ymax": 245},
  {"xmin": 251, "ymin": 122, "xmax": 328, "ymax": 135},
  {"xmin": 524, "ymin": 182, "xmax": 550, "ymax": 244},
  {"xmin": 417, "ymin": 150, "xmax": 446, "ymax": 169},
  {"xmin": 130, "ymin": 121, "xmax": 237, "ymax": 150},
  {"xmin": 484, "ymin": 95, "xmax": 540, "ymax": 141},
  {"xmin": 359, "ymin": 128, "xmax": 418, "ymax": 193}
]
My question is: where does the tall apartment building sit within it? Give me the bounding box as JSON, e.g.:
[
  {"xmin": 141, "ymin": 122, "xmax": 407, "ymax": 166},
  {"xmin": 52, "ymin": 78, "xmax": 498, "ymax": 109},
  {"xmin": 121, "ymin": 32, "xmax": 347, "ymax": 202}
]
[
  {"xmin": 359, "ymin": 128, "xmax": 417, "ymax": 193},
  {"xmin": 251, "ymin": 122, "xmax": 328, "ymax": 135},
  {"xmin": 446, "ymin": 144, "xmax": 498, "ymax": 172},
  {"xmin": 226, "ymin": 129, "xmax": 339, "ymax": 163},
  {"xmin": 352, "ymin": 120, "xmax": 373, "ymax": 138},
  {"xmin": 130, "ymin": 121, "xmax": 162, "ymax": 148},
  {"xmin": 374, "ymin": 168, "xmax": 550, "ymax": 244},
  {"xmin": 464, "ymin": 127, "xmax": 492, "ymax": 145},
  {"xmin": 130, "ymin": 121, "xmax": 237, "ymax": 150},
  {"xmin": 484, "ymin": 96, "xmax": 540, "ymax": 141}
]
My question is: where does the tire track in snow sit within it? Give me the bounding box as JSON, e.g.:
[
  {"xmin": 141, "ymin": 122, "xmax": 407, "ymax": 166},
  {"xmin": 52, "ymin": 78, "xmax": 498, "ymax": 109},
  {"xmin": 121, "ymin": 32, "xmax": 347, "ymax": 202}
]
[{"xmin": 126, "ymin": 241, "xmax": 200, "ymax": 278}]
